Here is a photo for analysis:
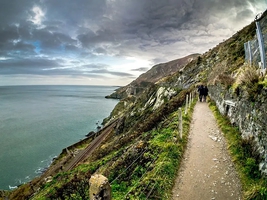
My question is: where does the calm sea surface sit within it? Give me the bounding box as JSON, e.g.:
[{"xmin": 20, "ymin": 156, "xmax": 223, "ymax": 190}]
[{"xmin": 0, "ymin": 85, "xmax": 118, "ymax": 190}]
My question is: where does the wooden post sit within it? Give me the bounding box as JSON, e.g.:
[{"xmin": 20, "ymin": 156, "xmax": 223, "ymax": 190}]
[
  {"xmin": 179, "ymin": 108, "xmax": 183, "ymax": 139},
  {"xmin": 185, "ymin": 94, "xmax": 189, "ymax": 114},
  {"xmin": 189, "ymin": 93, "xmax": 192, "ymax": 107},
  {"xmin": 89, "ymin": 174, "xmax": 111, "ymax": 200}
]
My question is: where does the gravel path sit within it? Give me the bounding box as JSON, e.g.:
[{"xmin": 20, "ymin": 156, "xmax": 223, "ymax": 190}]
[{"xmin": 172, "ymin": 102, "xmax": 242, "ymax": 200}]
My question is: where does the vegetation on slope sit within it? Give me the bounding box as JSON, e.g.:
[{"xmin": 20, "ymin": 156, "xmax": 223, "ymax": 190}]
[{"xmin": 27, "ymin": 91, "xmax": 195, "ymax": 199}]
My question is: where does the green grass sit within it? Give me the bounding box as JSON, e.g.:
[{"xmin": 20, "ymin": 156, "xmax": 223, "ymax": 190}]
[
  {"xmin": 209, "ymin": 100, "xmax": 267, "ymax": 200},
  {"xmin": 110, "ymin": 99, "xmax": 196, "ymax": 199}
]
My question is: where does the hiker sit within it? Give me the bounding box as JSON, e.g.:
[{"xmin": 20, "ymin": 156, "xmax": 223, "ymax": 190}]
[
  {"xmin": 197, "ymin": 85, "xmax": 204, "ymax": 102},
  {"xmin": 203, "ymin": 86, "xmax": 209, "ymax": 102}
]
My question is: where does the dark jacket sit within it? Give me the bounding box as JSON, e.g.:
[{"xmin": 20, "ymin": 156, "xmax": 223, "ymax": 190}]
[
  {"xmin": 198, "ymin": 85, "xmax": 204, "ymax": 95},
  {"xmin": 203, "ymin": 86, "xmax": 208, "ymax": 96}
]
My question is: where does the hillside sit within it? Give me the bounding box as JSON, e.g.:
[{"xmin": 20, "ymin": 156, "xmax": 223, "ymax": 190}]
[
  {"xmin": 2, "ymin": 10, "xmax": 267, "ymax": 200},
  {"xmin": 105, "ymin": 54, "xmax": 199, "ymax": 99}
]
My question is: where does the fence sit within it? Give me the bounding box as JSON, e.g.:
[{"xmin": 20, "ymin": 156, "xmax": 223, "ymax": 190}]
[
  {"xmin": 244, "ymin": 11, "xmax": 267, "ymax": 70},
  {"xmin": 89, "ymin": 91, "xmax": 196, "ymax": 199},
  {"xmin": 178, "ymin": 92, "xmax": 195, "ymax": 139}
]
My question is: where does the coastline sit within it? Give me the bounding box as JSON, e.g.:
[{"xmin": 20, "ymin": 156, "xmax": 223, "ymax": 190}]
[{"xmin": 0, "ymin": 85, "xmax": 119, "ymax": 190}]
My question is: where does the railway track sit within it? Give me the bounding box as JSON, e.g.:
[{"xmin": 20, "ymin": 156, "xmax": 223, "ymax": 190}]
[{"xmin": 64, "ymin": 120, "xmax": 118, "ymax": 171}]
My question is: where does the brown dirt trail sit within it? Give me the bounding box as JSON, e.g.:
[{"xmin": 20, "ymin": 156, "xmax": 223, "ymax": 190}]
[{"xmin": 172, "ymin": 102, "xmax": 242, "ymax": 200}]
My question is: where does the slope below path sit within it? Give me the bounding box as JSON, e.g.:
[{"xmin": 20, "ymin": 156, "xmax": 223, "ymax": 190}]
[{"xmin": 172, "ymin": 102, "xmax": 242, "ymax": 200}]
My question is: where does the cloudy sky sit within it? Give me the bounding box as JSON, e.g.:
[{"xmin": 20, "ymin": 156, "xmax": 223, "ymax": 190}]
[{"xmin": 0, "ymin": 0, "xmax": 266, "ymax": 86}]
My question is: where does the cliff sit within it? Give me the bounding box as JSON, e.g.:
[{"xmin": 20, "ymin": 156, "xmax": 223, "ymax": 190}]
[{"xmin": 105, "ymin": 54, "xmax": 199, "ymax": 99}]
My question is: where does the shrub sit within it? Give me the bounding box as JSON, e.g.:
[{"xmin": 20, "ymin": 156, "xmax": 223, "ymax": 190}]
[{"xmin": 235, "ymin": 65, "xmax": 260, "ymax": 88}]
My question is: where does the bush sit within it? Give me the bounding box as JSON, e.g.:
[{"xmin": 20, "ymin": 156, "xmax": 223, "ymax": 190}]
[{"xmin": 235, "ymin": 65, "xmax": 260, "ymax": 89}]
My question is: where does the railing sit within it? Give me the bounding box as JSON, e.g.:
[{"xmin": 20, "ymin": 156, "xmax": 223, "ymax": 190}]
[{"xmin": 244, "ymin": 11, "xmax": 267, "ymax": 70}]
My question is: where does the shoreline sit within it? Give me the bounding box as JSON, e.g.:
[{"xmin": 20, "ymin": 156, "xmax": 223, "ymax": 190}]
[
  {"xmin": 1, "ymin": 119, "xmax": 109, "ymax": 191},
  {"xmin": 0, "ymin": 85, "xmax": 119, "ymax": 191}
]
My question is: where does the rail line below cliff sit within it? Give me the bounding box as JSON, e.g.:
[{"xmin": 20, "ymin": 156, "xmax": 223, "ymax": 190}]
[{"xmin": 64, "ymin": 120, "xmax": 118, "ymax": 171}]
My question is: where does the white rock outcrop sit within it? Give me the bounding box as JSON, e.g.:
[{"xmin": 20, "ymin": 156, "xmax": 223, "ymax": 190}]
[{"xmin": 145, "ymin": 87, "xmax": 177, "ymax": 110}]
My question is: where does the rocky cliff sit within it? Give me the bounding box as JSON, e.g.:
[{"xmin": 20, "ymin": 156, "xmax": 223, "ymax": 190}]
[{"xmin": 105, "ymin": 54, "xmax": 199, "ymax": 99}]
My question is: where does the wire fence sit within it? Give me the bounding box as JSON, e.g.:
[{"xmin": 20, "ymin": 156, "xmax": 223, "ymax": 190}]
[
  {"xmin": 88, "ymin": 91, "xmax": 196, "ymax": 199},
  {"xmin": 244, "ymin": 11, "xmax": 267, "ymax": 70}
]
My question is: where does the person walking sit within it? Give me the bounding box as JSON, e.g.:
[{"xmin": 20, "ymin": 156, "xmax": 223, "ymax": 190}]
[
  {"xmin": 198, "ymin": 85, "xmax": 204, "ymax": 102},
  {"xmin": 203, "ymin": 86, "xmax": 208, "ymax": 102}
]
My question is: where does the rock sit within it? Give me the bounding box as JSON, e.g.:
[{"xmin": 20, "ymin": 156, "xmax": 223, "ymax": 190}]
[
  {"xmin": 89, "ymin": 174, "xmax": 111, "ymax": 200},
  {"xmin": 86, "ymin": 131, "xmax": 95, "ymax": 137},
  {"xmin": 209, "ymin": 135, "xmax": 218, "ymax": 142}
]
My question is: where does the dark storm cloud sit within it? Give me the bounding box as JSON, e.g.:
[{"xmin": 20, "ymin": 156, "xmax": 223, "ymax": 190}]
[
  {"xmin": 0, "ymin": 0, "xmax": 35, "ymax": 26},
  {"xmin": 0, "ymin": 58, "xmax": 62, "ymax": 75},
  {"xmin": 43, "ymin": 0, "xmax": 107, "ymax": 26},
  {"xmin": 39, "ymin": 67, "xmax": 134, "ymax": 78},
  {"xmin": 89, "ymin": 69, "xmax": 134, "ymax": 77},
  {"xmin": 29, "ymin": 28, "xmax": 77, "ymax": 51},
  {"xmin": 75, "ymin": 0, "xmax": 262, "ymax": 59},
  {"xmin": 77, "ymin": 30, "xmax": 108, "ymax": 47},
  {"xmin": 77, "ymin": 62, "xmax": 135, "ymax": 77},
  {"xmin": 93, "ymin": 47, "xmax": 108, "ymax": 54},
  {"xmin": 131, "ymin": 67, "xmax": 149, "ymax": 72},
  {"xmin": 0, "ymin": 25, "xmax": 20, "ymax": 45},
  {"xmin": 0, "ymin": 55, "xmax": 134, "ymax": 78},
  {"xmin": 0, "ymin": 0, "xmax": 265, "ymax": 83}
]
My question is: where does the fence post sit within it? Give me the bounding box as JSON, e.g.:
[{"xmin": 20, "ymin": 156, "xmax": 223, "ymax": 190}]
[
  {"xmin": 190, "ymin": 93, "xmax": 192, "ymax": 107},
  {"xmin": 256, "ymin": 21, "xmax": 266, "ymax": 69},
  {"xmin": 179, "ymin": 108, "xmax": 183, "ymax": 139},
  {"xmin": 244, "ymin": 41, "xmax": 253, "ymax": 66},
  {"xmin": 248, "ymin": 41, "xmax": 252, "ymax": 66},
  {"xmin": 185, "ymin": 94, "xmax": 189, "ymax": 114}
]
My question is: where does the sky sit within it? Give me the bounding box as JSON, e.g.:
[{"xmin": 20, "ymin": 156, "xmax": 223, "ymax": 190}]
[{"xmin": 0, "ymin": 0, "xmax": 266, "ymax": 86}]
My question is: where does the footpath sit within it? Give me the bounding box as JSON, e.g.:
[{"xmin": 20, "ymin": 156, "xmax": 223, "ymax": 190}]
[{"xmin": 172, "ymin": 102, "xmax": 242, "ymax": 200}]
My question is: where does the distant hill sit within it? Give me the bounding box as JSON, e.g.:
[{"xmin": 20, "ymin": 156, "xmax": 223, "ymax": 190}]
[{"xmin": 106, "ymin": 53, "xmax": 200, "ymax": 99}]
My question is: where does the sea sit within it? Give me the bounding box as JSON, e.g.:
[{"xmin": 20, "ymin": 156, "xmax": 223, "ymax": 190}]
[{"xmin": 0, "ymin": 85, "xmax": 119, "ymax": 190}]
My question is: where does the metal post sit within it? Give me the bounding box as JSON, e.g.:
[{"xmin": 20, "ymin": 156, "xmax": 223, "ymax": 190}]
[
  {"xmin": 244, "ymin": 42, "xmax": 248, "ymax": 63},
  {"xmin": 256, "ymin": 21, "xmax": 266, "ymax": 69},
  {"xmin": 189, "ymin": 92, "xmax": 193, "ymax": 107},
  {"xmin": 185, "ymin": 94, "xmax": 189, "ymax": 114},
  {"xmin": 248, "ymin": 41, "xmax": 253, "ymax": 66},
  {"xmin": 179, "ymin": 108, "xmax": 183, "ymax": 139}
]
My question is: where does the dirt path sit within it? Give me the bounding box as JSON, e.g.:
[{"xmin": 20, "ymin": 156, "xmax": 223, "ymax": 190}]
[{"xmin": 172, "ymin": 102, "xmax": 242, "ymax": 200}]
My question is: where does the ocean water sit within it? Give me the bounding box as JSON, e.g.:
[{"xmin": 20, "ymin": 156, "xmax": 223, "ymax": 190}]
[{"xmin": 0, "ymin": 85, "xmax": 118, "ymax": 190}]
